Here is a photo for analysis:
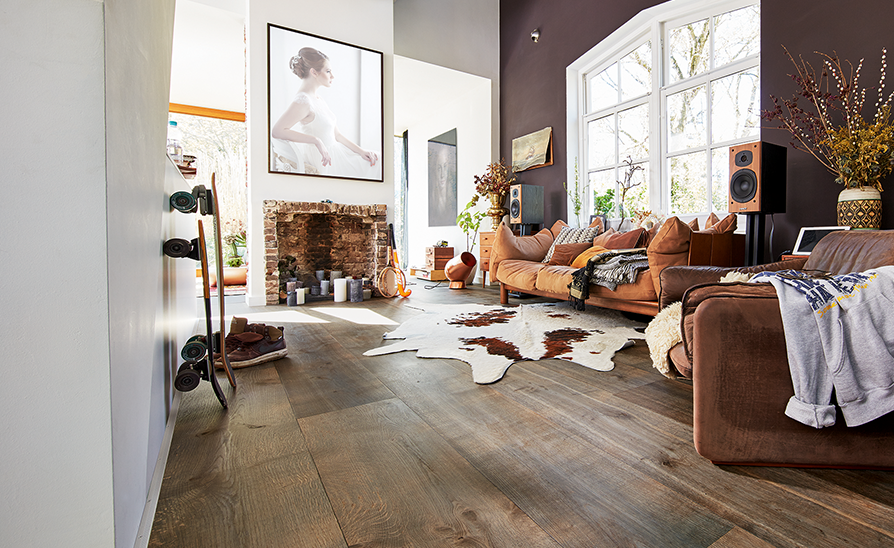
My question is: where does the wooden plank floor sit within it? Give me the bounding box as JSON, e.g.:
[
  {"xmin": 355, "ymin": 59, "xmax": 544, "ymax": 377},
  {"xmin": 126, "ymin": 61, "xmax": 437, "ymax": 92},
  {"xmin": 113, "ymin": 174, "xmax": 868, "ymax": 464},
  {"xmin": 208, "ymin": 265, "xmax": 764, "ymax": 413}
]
[{"xmin": 150, "ymin": 283, "xmax": 894, "ymax": 547}]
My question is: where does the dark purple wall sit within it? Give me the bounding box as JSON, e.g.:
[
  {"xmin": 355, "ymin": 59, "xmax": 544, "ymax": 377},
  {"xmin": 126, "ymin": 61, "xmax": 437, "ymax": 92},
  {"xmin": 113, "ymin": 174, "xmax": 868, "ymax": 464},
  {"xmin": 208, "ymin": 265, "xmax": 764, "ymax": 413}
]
[{"xmin": 500, "ymin": 0, "xmax": 894, "ymax": 259}]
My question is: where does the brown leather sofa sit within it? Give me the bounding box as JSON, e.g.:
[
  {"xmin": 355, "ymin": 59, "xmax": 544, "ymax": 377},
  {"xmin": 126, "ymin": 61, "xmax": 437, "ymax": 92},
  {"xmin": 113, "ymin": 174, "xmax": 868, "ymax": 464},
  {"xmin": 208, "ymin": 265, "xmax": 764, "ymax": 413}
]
[
  {"xmin": 660, "ymin": 230, "xmax": 894, "ymax": 468},
  {"xmin": 491, "ymin": 217, "xmax": 745, "ymax": 316}
]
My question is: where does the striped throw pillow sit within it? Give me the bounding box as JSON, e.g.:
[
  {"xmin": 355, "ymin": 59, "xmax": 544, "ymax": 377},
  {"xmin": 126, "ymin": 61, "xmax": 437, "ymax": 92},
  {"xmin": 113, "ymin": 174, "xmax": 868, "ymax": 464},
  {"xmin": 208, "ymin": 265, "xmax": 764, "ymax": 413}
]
[{"xmin": 542, "ymin": 226, "xmax": 601, "ymax": 264}]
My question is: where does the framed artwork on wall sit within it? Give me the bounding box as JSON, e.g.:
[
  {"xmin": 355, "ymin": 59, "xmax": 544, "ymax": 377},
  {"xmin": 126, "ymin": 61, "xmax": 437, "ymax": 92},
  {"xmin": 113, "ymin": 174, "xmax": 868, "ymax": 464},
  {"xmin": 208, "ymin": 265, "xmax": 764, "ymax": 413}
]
[
  {"xmin": 268, "ymin": 23, "xmax": 384, "ymax": 182},
  {"xmin": 428, "ymin": 129, "xmax": 458, "ymax": 227},
  {"xmin": 511, "ymin": 126, "xmax": 553, "ymax": 172}
]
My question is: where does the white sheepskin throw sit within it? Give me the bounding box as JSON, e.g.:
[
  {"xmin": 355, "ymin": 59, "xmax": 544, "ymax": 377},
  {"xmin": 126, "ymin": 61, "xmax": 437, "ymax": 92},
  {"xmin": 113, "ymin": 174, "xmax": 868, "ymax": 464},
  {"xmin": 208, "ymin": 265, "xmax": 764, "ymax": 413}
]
[
  {"xmin": 363, "ymin": 302, "xmax": 644, "ymax": 384},
  {"xmin": 719, "ymin": 271, "xmax": 753, "ymax": 283},
  {"xmin": 644, "ymin": 302, "xmax": 682, "ymax": 378}
]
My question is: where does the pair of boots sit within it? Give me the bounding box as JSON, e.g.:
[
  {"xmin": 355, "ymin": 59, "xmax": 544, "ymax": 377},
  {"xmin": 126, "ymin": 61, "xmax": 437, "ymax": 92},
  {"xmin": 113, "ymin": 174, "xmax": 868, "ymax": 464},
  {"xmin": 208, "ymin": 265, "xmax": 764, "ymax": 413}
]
[{"xmin": 215, "ymin": 317, "xmax": 288, "ymax": 369}]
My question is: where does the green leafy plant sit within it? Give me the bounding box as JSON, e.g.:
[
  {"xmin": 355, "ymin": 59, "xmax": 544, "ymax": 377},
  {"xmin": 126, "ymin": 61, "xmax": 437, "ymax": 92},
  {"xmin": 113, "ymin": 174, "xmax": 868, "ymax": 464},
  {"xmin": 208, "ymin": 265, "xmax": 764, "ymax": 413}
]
[
  {"xmin": 563, "ymin": 157, "xmax": 584, "ymax": 224},
  {"xmin": 593, "ymin": 188, "xmax": 615, "ymax": 216},
  {"xmin": 456, "ymin": 195, "xmax": 486, "ymax": 252},
  {"xmin": 223, "ymin": 230, "xmax": 247, "ymax": 268}
]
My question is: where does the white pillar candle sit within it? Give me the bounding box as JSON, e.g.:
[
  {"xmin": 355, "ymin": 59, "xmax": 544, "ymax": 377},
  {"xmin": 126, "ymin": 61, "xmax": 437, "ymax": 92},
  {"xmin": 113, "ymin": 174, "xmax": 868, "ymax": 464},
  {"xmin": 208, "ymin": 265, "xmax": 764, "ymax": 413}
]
[
  {"xmin": 334, "ymin": 278, "xmax": 348, "ymax": 302},
  {"xmin": 320, "ymin": 279, "xmax": 330, "ymax": 295},
  {"xmin": 296, "ymin": 287, "xmax": 305, "ymax": 305}
]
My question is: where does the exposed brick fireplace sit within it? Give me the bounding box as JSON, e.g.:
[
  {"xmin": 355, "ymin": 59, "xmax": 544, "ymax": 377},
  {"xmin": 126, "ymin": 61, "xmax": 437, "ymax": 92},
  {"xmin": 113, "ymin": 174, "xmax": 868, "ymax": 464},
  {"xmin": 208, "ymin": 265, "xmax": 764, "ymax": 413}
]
[{"xmin": 263, "ymin": 201, "xmax": 388, "ymax": 304}]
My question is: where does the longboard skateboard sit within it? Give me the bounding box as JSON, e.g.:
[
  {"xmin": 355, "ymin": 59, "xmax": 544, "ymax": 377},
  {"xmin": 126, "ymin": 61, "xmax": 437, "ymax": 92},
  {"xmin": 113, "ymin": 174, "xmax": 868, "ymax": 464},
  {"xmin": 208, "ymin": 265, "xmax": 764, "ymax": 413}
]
[
  {"xmin": 196, "ymin": 219, "xmax": 228, "ymax": 408},
  {"xmin": 209, "ymin": 174, "xmax": 236, "ymax": 379},
  {"xmin": 168, "ymin": 182, "xmax": 237, "ymax": 389}
]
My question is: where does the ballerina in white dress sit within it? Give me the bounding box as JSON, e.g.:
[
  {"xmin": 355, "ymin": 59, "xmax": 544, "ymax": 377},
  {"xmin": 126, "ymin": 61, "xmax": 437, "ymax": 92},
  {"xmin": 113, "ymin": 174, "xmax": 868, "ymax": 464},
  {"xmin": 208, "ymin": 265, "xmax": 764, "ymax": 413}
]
[{"xmin": 271, "ymin": 47, "xmax": 380, "ymax": 179}]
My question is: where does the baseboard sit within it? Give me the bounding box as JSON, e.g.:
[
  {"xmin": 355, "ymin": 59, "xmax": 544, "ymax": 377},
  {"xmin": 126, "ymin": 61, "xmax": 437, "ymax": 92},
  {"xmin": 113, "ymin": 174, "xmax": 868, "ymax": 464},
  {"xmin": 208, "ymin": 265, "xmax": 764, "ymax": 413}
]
[
  {"xmin": 133, "ymin": 389, "xmax": 181, "ymax": 548},
  {"xmin": 245, "ymin": 292, "xmax": 266, "ymax": 307}
]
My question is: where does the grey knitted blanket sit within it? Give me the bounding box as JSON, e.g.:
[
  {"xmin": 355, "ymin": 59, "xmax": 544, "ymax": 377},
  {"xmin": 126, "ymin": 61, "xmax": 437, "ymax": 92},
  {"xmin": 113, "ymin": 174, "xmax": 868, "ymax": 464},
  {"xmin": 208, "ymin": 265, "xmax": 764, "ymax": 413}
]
[{"xmin": 568, "ymin": 249, "xmax": 650, "ymax": 311}]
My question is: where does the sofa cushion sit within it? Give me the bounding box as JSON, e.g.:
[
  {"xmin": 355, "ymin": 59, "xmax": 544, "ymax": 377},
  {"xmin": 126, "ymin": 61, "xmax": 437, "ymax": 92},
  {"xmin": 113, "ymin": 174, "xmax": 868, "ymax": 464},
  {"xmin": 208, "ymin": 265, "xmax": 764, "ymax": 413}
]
[
  {"xmin": 534, "ymin": 264, "xmax": 657, "ymax": 301},
  {"xmin": 542, "ymin": 226, "xmax": 601, "ymax": 263},
  {"xmin": 699, "ymin": 213, "xmax": 737, "ymax": 234},
  {"xmin": 496, "ymin": 259, "xmax": 543, "ymax": 291},
  {"xmin": 569, "ymin": 245, "xmax": 610, "ymax": 269},
  {"xmin": 547, "ymin": 242, "xmax": 594, "ymax": 266},
  {"xmin": 489, "ymin": 222, "xmax": 554, "ymax": 277},
  {"xmin": 593, "ymin": 227, "xmax": 647, "ymax": 250},
  {"xmin": 646, "ymin": 216, "xmax": 692, "ymax": 296},
  {"xmin": 549, "ymin": 220, "xmax": 569, "ymax": 239},
  {"xmin": 704, "ymin": 212, "xmax": 721, "ymax": 229}
]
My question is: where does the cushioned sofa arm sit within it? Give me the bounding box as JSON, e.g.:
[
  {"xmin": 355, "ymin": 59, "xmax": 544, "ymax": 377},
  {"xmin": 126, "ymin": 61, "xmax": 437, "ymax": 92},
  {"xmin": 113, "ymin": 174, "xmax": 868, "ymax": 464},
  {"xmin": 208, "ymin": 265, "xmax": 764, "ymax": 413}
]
[
  {"xmin": 679, "ymin": 282, "xmax": 779, "ymax": 371},
  {"xmin": 658, "ymin": 256, "xmax": 806, "ymax": 309}
]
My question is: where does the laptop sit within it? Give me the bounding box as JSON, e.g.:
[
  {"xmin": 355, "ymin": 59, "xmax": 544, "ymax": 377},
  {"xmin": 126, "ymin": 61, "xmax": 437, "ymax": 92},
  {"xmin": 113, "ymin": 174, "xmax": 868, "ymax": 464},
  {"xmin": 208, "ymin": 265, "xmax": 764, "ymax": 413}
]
[{"xmin": 792, "ymin": 226, "xmax": 851, "ymax": 255}]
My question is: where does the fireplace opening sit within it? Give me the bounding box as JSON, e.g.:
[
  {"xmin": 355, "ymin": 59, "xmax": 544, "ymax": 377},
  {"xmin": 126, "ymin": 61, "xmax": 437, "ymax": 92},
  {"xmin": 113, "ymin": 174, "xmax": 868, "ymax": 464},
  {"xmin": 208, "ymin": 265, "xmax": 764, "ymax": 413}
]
[{"xmin": 263, "ymin": 201, "xmax": 387, "ymax": 304}]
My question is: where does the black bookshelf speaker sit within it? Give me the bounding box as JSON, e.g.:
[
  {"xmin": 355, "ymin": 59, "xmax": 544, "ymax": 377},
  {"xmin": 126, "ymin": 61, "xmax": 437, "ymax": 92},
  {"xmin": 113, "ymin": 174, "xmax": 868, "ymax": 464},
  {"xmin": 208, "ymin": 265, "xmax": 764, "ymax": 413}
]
[
  {"xmin": 509, "ymin": 184, "xmax": 544, "ymax": 224},
  {"xmin": 728, "ymin": 141, "xmax": 787, "ymax": 214}
]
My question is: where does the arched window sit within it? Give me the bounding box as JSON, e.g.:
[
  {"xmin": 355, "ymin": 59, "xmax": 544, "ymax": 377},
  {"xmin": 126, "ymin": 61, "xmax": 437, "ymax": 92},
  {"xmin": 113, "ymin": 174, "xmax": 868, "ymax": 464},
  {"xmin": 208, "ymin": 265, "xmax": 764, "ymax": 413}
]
[{"xmin": 567, "ymin": 0, "xmax": 760, "ymax": 223}]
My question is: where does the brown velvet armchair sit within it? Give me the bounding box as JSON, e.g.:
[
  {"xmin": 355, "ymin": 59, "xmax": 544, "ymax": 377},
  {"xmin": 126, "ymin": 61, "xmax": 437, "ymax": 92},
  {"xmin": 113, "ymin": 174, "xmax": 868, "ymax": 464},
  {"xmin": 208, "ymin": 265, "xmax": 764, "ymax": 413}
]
[{"xmin": 659, "ymin": 230, "xmax": 894, "ymax": 468}]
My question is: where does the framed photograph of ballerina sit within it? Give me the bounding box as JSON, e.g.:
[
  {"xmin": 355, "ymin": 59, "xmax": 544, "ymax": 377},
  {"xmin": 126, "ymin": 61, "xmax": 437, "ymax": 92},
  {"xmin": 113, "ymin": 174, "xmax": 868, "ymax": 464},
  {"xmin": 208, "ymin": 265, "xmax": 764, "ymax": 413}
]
[{"xmin": 268, "ymin": 23, "xmax": 384, "ymax": 182}]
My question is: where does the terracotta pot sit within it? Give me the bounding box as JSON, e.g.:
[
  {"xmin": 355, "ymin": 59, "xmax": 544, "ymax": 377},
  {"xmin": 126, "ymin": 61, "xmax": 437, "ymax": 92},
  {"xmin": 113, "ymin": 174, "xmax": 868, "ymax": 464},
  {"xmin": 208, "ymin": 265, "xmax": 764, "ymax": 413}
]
[
  {"xmin": 222, "ymin": 266, "xmax": 248, "ymax": 286},
  {"xmin": 837, "ymin": 187, "xmax": 882, "ymax": 229}
]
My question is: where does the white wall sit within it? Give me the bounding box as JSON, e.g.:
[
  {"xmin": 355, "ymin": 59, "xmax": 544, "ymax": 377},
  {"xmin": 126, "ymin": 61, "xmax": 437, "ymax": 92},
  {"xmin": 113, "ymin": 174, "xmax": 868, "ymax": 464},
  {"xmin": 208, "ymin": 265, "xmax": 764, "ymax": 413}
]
[
  {"xmin": 396, "ymin": 57, "xmax": 493, "ymax": 270},
  {"xmin": 1, "ymin": 1, "xmax": 114, "ymax": 546},
  {"xmin": 2, "ymin": 1, "xmax": 195, "ymax": 546},
  {"xmin": 394, "ymin": 0, "xmax": 500, "ymax": 160},
  {"xmin": 170, "ymin": 0, "xmax": 246, "ymax": 113},
  {"xmin": 246, "ymin": 0, "xmax": 395, "ymax": 305}
]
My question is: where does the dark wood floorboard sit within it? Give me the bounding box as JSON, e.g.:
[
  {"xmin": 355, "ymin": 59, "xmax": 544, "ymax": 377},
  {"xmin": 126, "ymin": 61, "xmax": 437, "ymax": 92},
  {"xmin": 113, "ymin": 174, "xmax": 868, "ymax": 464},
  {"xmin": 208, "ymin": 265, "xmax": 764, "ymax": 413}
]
[{"xmin": 151, "ymin": 283, "xmax": 894, "ymax": 547}]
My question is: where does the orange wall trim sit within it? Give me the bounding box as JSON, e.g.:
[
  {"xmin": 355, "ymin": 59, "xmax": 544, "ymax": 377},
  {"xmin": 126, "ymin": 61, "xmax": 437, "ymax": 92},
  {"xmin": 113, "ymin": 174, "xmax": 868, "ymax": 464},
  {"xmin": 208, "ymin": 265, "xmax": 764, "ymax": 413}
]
[{"xmin": 169, "ymin": 103, "xmax": 245, "ymax": 122}]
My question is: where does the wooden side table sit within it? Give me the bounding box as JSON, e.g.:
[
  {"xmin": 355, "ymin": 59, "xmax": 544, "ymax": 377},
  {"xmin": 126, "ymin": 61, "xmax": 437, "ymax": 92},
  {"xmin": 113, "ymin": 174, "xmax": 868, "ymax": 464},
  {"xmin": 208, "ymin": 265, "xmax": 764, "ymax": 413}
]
[{"xmin": 478, "ymin": 232, "xmax": 495, "ymax": 285}]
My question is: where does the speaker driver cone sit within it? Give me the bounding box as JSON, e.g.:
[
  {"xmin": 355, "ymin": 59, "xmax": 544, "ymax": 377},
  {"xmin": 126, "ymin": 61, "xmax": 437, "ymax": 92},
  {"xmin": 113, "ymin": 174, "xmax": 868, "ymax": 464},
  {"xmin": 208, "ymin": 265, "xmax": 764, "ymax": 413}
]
[
  {"xmin": 730, "ymin": 169, "xmax": 758, "ymax": 203},
  {"xmin": 510, "ymin": 199, "xmax": 521, "ymax": 218}
]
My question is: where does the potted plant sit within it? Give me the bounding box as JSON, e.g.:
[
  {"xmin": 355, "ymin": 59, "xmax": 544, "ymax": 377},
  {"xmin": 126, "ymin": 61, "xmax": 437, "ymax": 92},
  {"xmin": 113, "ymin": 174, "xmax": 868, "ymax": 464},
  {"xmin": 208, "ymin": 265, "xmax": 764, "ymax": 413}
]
[
  {"xmin": 474, "ymin": 159, "xmax": 516, "ymax": 231},
  {"xmin": 454, "ymin": 195, "xmax": 486, "ymax": 286},
  {"xmin": 222, "ymin": 230, "xmax": 248, "ymax": 285},
  {"xmin": 563, "ymin": 157, "xmax": 585, "ymax": 227},
  {"xmin": 761, "ymin": 46, "xmax": 894, "ymax": 228}
]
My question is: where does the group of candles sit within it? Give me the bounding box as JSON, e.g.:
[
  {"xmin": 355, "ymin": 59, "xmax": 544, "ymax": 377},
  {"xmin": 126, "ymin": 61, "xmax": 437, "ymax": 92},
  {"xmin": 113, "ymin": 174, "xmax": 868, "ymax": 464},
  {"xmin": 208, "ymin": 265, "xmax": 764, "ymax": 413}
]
[{"xmin": 285, "ymin": 270, "xmax": 372, "ymax": 306}]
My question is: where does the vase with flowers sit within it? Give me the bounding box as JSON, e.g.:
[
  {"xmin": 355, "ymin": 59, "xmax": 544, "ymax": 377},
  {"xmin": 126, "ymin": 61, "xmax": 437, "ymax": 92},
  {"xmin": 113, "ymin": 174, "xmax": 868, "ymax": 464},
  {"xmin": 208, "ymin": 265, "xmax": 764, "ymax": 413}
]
[
  {"xmin": 761, "ymin": 46, "xmax": 894, "ymax": 229},
  {"xmin": 474, "ymin": 159, "xmax": 516, "ymax": 231}
]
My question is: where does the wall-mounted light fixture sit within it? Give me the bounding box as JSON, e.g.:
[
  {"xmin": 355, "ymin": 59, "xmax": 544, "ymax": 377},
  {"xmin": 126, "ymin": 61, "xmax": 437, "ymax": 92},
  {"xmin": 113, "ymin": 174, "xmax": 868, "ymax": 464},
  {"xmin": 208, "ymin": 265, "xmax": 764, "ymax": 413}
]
[{"xmin": 531, "ymin": 29, "xmax": 540, "ymax": 43}]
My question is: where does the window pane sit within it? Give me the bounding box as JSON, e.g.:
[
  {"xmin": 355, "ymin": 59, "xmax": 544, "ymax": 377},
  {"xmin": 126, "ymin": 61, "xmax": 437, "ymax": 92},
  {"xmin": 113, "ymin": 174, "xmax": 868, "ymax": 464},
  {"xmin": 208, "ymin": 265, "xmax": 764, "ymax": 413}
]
[
  {"xmin": 668, "ymin": 85, "xmax": 707, "ymax": 152},
  {"xmin": 711, "ymin": 147, "xmax": 730, "ymax": 213},
  {"xmin": 620, "ymin": 41, "xmax": 652, "ymax": 101},
  {"xmin": 589, "ymin": 62, "xmax": 618, "ymax": 112},
  {"xmin": 620, "ymin": 161, "xmax": 650, "ymax": 219},
  {"xmin": 669, "ymin": 18, "xmax": 710, "ymax": 84},
  {"xmin": 618, "ymin": 103, "xmax": 649, "ymax": 160},
  {"xmin": 713, "ymin": 5, "xmax": 760, "ymax": 68},
  {"xmin": 711, "ymin": 67, "xmax": 760, "ymax": 144},
  {"xmin": 670, "ymin": 151, "xmax": 708, "ymax": 214},
  {"xmin": 589, "ymin": 168, "xmax": 616, "ymax": 216},
  {"xmin": 588, "ymin": 115, "xmax": 615, "ymax": 168}
]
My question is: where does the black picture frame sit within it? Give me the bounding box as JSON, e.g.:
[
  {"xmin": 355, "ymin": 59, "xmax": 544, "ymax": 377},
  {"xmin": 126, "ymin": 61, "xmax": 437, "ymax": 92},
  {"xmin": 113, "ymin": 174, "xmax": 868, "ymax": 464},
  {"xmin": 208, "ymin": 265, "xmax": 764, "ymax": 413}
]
[{"xmin": 267, "ymin": 23, "xmax": 384, "ymax": 182}]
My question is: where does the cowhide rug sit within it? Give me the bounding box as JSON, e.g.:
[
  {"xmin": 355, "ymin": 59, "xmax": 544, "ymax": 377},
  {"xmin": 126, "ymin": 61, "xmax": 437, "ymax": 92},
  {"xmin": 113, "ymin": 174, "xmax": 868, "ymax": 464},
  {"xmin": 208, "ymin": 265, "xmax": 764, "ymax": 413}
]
[{"xmin": 363, "ymin": 302, "xmax": 645, "ymax": 384}]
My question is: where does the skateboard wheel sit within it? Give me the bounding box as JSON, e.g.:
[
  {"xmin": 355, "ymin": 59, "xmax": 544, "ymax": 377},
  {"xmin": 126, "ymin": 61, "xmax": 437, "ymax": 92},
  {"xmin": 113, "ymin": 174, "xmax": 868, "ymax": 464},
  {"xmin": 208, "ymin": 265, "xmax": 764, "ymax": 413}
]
[
  {"xmin": 163, "ymin": 238, "xmax": 192, "ymax": 258},
  {"xmin": 174, "ymin": 363, "xmax": 201, "ymax": 392},
  {"xmin": 170, "ymin": 191, "xmax": 197, "ymax": 213},
  {"xmin": 181, "ymin": 340, "xmax": 207, "ymax": 361}
]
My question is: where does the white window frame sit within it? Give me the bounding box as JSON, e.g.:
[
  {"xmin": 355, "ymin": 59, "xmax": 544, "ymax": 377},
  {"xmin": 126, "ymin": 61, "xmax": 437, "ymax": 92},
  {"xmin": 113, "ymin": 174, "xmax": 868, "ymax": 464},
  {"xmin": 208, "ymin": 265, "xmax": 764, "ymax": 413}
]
[{"xmin": 567, "ymin": 0, "xmax": 759, "ymax": 224}]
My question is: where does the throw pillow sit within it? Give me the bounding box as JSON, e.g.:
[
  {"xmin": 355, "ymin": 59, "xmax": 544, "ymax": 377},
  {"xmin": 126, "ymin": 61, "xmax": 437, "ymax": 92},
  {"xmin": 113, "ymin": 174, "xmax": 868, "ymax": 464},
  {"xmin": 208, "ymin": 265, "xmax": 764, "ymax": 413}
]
[
  {"xmin": 592, "ymin": 227, "xmax": 647, "ymax": 250},
  {"xmin": 570, "ymin": 245, "xmax": 610, "ymax": 269},
  {"xmin": 549, "ymin": 220, "xmax": 569, "ymax": 239},
  {"xmin": 490, "ymin": 222, "xmax": 554, "ymax": 276},
  {"xmin": 688, "ymin": 218, "xmax": 700, "ymax": 231},
  {"xmin": 646, "ymin": 216, "xmax": 693, "ymax": 295},
  {"xmin": 542, "ymin": 226, "xmax": 601, "ymax": 263},
  {"xmin": 704, "ymin": 212, "xmax": 721, "ymax": 229},
  {"xmin": 547, "ymin": 242, "xmax": 595, "ymax": 266}
]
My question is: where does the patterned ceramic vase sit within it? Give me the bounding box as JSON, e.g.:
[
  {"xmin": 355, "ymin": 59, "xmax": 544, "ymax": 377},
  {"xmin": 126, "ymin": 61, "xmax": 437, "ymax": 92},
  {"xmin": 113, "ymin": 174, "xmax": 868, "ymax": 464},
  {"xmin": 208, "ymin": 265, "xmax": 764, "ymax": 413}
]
[{"xmin": 837, "ymin": 187, "xmax": 882, "ymax": 229}]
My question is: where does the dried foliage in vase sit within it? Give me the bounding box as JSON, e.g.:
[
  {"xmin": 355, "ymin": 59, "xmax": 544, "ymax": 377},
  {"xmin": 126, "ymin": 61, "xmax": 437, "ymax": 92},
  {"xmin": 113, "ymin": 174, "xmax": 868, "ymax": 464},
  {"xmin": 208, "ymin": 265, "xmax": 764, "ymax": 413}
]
[
  {"xmin": 761, "ymin": 46, "xmax": 894, "ymax": 191},
  {"xmin": 474, "ymin": 159, "xmax": 516, "ymax": 197}
]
